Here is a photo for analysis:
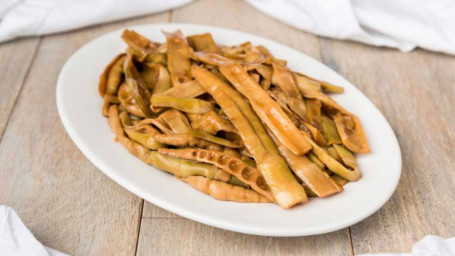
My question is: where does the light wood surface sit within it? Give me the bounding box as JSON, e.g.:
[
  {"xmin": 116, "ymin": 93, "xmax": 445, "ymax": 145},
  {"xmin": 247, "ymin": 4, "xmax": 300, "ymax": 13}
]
[
  {"xmin": 0, "ymin": 13, "xmax": 169, "ymax": 256},
  {"xmin": 0, "ymin": 0, "xmax": 454, "ymax": 255},
  {"xmin": 136, "ymin": 219, "xmax": 352, "ymax": 256},
  {"xmin": 0, "ymin": 37, "xmax": 40, "ymax": 140}
]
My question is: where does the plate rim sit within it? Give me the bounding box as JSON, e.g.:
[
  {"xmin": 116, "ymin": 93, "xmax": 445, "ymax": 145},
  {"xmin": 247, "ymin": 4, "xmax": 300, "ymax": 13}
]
[{"xmin": 56, "ymin": 22, "xmax": 402, "ymax": 237}]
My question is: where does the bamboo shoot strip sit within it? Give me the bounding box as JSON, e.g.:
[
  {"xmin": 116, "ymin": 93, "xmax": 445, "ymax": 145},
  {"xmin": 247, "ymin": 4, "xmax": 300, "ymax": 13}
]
[
  {"xmin": 297, "ymin": 76, "xmax": 369, "ymax": 153},
  {"xmin": 187, "ymin": 33, "xmax": 220, "ymax": 53},
  {"xmin": 143, "ymin": 63, "xmax": 171, "ymax": 94},
  {"xmin": 153, "ymin": 134, "xmax": 222, "ymax": 151},
  {"xmin": 296, "ymin": 74, "xmax": 348, "ymax": 114},
  {"xmin": 119, "ymin": 112, "xmax": 163, "ymax": 150},
  {"xmin": 147, "ymin": 152, "xmax": 232, "ymax": 181},
  {"xmin": 177, "ymin": 176, "xmax": 270, "ymax": 203},
  {"xmin": 117, "ymin": 83, "xmax": 147, "ymax": 118},
  {"xmin": 192, "ymin": 65, "xmax": 307, "ymax": 208},
  {"xmin": 305, "ymin": 99, "xmax": 322, "ymax": 129},
  {"xmin": 125, "ymin": 79, "xmax": 153, "ymax": 118},
  {"xmin": 333, "ymin": 113, "xmax": 370, "ymax": 153},
  {"xmin": 219, "ymin": 63, "xmax": 312, "ymax": 156},
  {"xmin": 151, "ymin": 95, "xmax": 214, "ymax": 114},
  {"xmin": 327, "ymin": 146, "xmax": 342, "ymax": 161},
  {"xmin": 321, "ymin": 115, "xmax": 342, "ymax": 145},
  {"xmin": 271, "ymin": 62, "xmax": 308, "ymax": 121},
  {"xmin": 308, "ymin": 152, "xmax": 325, "ymax": 169},
  {"xmin": 99, "ymin": 54, "xmax": 125, "ymax": 97},
  {"xmin": 189, "ymin": 130, "xmax": 242, "ymax": 148},
  {"xmin": 333, "ymin": 144, "xmax": 358, "ymax": 169},
  {"xmin": 296, "ymin": 72, "xmax": 344, "ymax": 93},
  {"xmin": 192, "ymin": 51, "xmax": 233, "ymax": 66},
  {"xmin": 155, "ymin": 109, "xmax": 192, "ymax": 134},
  {"xmin": 109, "ymin": 105, "xmax": 231, "ymax": 181},
  {"xmin": 303, "ymin": 122, "xmax": 327, "ymax": 147},
  {"xmin": 158, "ymin": 148, "xmax": 274, "ymax": 201},
  {"xmin": 244, "ymin": 63, "xmax": 273, "ymax": 81},
  {"xmin": 191, "ymin": 110, "xmax": 238, "ymax": 135},
  {"xmin": 121, "ymin": 29, "xmax": 154, "ymax": 58},
  {"xmin": 101, "ymin": 95, "xmax": 120, "ymax": 117},
  {"xmin": 165, "ymin": 30, "xmax": 192, "ymax": 86},
  {"xmin": 159, "ymin": 80, "xmax": 206, "ymax": 98},
  {"xmin": 305, "ymin": 137, "xmax": 362, "ymax": 181},
  {"xmin": 331, "ymin": 175, "xmax": 349, "ymax": 186},
  {"xmin": 123, "ymin": 55, "xmax": 153, "ymax": 117},
  {"xmin": 269, "ymin": 131, "xmax": 342, "ymax": 197}
]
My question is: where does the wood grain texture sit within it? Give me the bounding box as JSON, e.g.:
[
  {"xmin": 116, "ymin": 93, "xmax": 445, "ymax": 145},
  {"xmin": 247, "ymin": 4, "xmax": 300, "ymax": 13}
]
[
  {"xmin": 0, "ymin": 13, "xmax": 169, "ymax": 256},
  {"xmin": 142, "ymin": 204, "xmax": 179, "ymax": 218},
  {"xmin": 0, "ymin": 37, "xmax": 40, "ymax": 140},
  {"xmin": 319, "ymin": 39, "xmax": 455, "ymax": 254},
  {"xmin": 136, "ymin": 218, "xmax": 352, "ymax": 256}
]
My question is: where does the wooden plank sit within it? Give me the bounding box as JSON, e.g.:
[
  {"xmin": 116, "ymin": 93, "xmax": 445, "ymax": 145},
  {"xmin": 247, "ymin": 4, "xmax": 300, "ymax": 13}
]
[
  {"xmin": 137, "ymin": 218, "xmax": 352, "ymax": 256},
  {"xmin": 0, "ymin": 13, "xmax": 169, "ymax": 256},
  {"xmin": 0, "ymin": 37, "xmax": 40, "ymax": 140},
  {"xmin": 319, "ymin": 39, "xmax": 455, "ymax": 254},
  {"xmin": 142, "ymin": 204, "xmax": 179, "ymax": 218},
  {"xmin": 139, "ymin": 1, "xmax": 353, "ymax": 255}
]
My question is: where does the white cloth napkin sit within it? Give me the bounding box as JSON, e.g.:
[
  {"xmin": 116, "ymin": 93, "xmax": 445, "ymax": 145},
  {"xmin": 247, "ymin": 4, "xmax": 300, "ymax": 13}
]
[
  {"xmin": 0, "ymin": 0, "xmax": 192, "ymax": 43},
  {"xmin": 245, "ymin": 0, "xmax": 455, "ymax": 55},
  {"xmin": 0, "ymin": 206, "xmax": 68, "ymax": 256},
  {"xmin": 359, "ymin": 235, "xmax": 455, "ymax": 256},
  {"xmin": 1, "ymin": 0, "xmax": 454, "ymax": 55}
]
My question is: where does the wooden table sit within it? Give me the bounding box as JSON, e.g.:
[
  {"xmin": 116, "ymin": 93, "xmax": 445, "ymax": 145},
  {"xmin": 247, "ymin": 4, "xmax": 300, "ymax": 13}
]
[{"xmin": 1, "ymin": 0, "xmax": 454, "ymax": 255}]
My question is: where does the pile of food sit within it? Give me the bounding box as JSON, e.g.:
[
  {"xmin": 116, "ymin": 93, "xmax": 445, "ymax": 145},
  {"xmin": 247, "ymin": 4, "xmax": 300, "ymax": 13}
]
[{"xmin": 98, "ymin": 29, "xmax": 370, "ymax": 209}]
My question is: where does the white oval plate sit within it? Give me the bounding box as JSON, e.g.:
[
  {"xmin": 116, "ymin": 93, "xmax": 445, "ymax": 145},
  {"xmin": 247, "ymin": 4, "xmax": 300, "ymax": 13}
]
[{"xmin": 57, "ymin": 23, "xmax": 401, "ymax": 237}]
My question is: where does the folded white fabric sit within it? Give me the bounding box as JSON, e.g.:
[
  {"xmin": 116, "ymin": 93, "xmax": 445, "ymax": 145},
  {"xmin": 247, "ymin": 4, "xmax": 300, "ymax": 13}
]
[
  {"xmin": 0, "ymin": 0, "xmax": 192, "ymax": 43},
  {"xmin": 0, "ymin": 206, "xmax": 68, "ymax": 256},
  {"xmin": 245, "ymin": 0, "xmax": 455, "ymax": 55},
  {"xmin": 359, "ymin": 235, "xmax": 455, "ymax": 256},
  {"xmin": 1, "ymin": 0, "xmax": 454, "ymax": 55}
]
